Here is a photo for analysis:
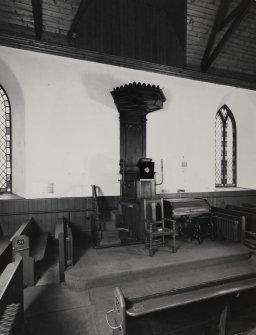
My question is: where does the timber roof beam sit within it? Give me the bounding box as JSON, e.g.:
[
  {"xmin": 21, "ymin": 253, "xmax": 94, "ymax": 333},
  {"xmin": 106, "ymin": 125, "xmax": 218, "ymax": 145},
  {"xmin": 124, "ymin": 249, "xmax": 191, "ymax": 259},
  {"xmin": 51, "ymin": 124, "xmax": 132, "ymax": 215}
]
[
  {"xmin": 67, "ymin": 0, "xmax": 93, "ymax": 39},
  {"xmin": 201, "ymin": 0, "xmax": 252, "ymax": 73}
]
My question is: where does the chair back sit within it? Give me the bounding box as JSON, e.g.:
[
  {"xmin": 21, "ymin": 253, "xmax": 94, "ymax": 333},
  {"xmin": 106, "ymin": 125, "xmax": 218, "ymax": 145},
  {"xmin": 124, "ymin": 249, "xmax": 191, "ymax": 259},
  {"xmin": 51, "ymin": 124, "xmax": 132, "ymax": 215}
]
[{"xmin": 143, "ymin": 199, "xmax": 163, "ymax": 225}]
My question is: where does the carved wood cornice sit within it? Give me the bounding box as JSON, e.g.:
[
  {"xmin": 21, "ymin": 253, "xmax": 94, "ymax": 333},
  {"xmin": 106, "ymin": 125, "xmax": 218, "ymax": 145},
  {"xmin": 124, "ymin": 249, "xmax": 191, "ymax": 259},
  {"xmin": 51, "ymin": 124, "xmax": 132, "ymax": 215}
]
[{"xmin": 111, "ymin": 82, "xmax": 166, "ymax": 115}]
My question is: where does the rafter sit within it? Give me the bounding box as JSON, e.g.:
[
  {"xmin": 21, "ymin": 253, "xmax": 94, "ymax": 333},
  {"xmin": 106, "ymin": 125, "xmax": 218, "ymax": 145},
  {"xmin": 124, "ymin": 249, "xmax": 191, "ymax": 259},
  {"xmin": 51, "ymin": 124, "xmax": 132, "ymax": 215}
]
[
  {"xmin": 201, "ymin": 0, "xmax": 252, "ymax": 73},
  {"xmin": 31, "ymin": 0, "xmax": 42, "ymax": 41},
  {"xmin": 67, "ymin": 0, "xmax": 93, "ymax": 39}
]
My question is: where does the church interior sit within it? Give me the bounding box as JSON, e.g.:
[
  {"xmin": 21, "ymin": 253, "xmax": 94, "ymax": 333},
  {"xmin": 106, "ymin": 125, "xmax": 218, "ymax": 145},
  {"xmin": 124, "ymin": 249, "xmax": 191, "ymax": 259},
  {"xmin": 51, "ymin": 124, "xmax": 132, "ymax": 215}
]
[{"xmin": 0, "ymin": 0, "xmax": 256, "ymax": 334}]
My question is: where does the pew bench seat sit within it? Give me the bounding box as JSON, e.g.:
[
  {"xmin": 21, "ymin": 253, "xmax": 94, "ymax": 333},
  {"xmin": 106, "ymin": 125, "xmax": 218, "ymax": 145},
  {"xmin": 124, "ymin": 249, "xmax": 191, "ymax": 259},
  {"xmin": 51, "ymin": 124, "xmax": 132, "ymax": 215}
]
[{"xmin": 30, "ymin": 232, "xmax": 49, "ymax": 262}]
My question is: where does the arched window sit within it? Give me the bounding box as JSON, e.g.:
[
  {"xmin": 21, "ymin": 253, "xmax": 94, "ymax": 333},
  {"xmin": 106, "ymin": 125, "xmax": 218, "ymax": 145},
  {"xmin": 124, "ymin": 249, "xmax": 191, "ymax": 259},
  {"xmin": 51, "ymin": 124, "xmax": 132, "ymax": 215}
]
[
  {"xmin": 215, "ymin": 105, "xmax": 236, "ymax": 187},
  {"xmin": 0, "ymin": 85, "xmax": 11, "ymax": 193}
]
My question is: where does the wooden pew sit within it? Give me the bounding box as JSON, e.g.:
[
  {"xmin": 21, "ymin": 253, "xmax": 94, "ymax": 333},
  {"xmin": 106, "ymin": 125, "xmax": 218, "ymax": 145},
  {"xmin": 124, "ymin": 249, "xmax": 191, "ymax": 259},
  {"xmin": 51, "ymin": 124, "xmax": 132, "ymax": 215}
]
[
  {"xmin": 55, "ymin": 217, "xmax": 73, "ymax": 282},
  {"xmin": 0, "ymin": 224, "xmax": 12, "ymax": 274},
  {"xmin": 242, "ymin": 203, "xmax": 256, "ymax": 209},
  {"xmin": 11, "ymin": 217, "xmax": 50, "ymax": 286},
  {"xmin": 225, "ymin": 205, "xmax": 256, "ymax": 230},
  {"xmin": 0, "ymin": 255, "xmax": 24, "ymax": 335},
  {"xmin": 108, "ymin": 276, "xmax": 256, "ymax": 335}
]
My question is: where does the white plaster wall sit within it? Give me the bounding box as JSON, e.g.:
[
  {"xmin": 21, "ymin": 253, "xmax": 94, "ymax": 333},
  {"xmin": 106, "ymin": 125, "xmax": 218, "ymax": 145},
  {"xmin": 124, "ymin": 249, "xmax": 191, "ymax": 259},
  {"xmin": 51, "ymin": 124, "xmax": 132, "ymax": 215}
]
[{"xmin": 0, "ymin": 45, "xmax": 255, "ymax": 198}]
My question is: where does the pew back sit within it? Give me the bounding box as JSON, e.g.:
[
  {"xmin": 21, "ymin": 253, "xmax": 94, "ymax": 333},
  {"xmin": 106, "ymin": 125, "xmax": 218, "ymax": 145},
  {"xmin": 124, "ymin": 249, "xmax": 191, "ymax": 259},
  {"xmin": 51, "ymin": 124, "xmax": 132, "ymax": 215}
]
[
  {"xmin": 11, "ymin": 217, "xmax": 49, "ymax": 286},
  {"xmin": 0, "ymin": 224, "xmax": 13, "ymax": 274},
  {"xmin": 110, "ymin": 276, "xmax": 256, "ymax": 335},
  {"xmin": 242, "ymin": 203, "xmax": 256, "ymax": 209},
  {"xmin": 0, "ymin": 255, "xmax": 24, "ymax": 335},
  {"xmin": 223, "ymin": 206, "xmax": 256, "ymax": 233}
]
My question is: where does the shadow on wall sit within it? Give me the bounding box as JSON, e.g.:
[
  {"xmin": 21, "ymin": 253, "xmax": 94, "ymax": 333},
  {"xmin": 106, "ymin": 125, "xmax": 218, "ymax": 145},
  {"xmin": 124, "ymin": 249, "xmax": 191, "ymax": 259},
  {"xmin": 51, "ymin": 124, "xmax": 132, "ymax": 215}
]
[
  {"xmin": 81, "ymin": 71, "xmax": 124, "ymax": 110},
  {"xmin": 80, "ymin": 70, "xmax": 171, "ymax": 112},
  {"xmin": 0, "ymin": 57, "xmax": 25, "ymax": 113}
]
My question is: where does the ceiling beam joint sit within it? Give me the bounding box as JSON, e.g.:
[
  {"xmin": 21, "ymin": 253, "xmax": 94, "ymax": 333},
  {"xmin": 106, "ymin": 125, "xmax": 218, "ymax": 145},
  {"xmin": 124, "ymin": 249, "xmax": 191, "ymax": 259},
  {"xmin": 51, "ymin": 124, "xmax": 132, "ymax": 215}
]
[{"xmin": 201, "ymin": 0, "xmax": 252, "ymax": 72}]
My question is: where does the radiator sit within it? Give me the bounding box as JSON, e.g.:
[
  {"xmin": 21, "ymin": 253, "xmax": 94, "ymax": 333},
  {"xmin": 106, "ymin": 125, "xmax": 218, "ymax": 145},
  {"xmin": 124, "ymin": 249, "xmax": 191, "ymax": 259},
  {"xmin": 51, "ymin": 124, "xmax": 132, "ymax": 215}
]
[
  {"xmin": 0, "ymin": 304, "xmax": 22, "ymax": 335},
  {"xmin": 213, "ymin": 215, "xmax": 239, "ymax": 242}
]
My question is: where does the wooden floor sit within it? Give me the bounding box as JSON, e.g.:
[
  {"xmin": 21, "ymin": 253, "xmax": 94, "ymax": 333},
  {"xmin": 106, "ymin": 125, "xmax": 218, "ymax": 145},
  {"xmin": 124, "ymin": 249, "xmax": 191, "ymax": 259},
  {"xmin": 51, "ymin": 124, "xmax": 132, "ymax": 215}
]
[{"xmin": 24, "ymin": 239, "xmax": 256, "ymax": 335}]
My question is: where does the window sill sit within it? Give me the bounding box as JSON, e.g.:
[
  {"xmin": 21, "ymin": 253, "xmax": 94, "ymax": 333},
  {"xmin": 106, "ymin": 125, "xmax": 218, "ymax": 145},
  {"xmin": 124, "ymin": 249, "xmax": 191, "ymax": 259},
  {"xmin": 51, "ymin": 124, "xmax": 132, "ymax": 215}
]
[
  {"xmin": 215, "ymin": 187, "xmax": 251, "ymax": 192},
  {"xmin": 0, "ymin": 193, "xmax": 23, "ymax": 200}
]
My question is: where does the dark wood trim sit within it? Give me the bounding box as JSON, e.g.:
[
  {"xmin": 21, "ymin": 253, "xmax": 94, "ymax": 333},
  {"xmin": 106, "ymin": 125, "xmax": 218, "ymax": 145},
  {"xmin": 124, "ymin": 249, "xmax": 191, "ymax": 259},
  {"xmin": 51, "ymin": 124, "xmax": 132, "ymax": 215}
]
[
  {"xmin": 0, "ymin": 208, "xmax": 91, "ymax": 217},
  {"xmin": 67, "ymin": 0, "xmax": 93, "ymax": 39},
  {"xmin": 31, "ymin": 0, "xmax": 42, "ymax": 41},
  {"xmin": 0, "ymin": 33, "xmax": 255, "ymax": 90}
]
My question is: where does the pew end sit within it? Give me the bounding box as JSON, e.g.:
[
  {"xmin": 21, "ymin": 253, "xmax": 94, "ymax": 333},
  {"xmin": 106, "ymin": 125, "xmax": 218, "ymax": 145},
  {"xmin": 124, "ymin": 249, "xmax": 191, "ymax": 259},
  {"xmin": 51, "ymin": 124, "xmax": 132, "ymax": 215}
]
[
  {"xmin": 11, "ymin": 218, "xmax": 50, "ymax": 287},
  {"xmin": 55, "ymin": 217, "xmax": 74, "ymax": 282}
]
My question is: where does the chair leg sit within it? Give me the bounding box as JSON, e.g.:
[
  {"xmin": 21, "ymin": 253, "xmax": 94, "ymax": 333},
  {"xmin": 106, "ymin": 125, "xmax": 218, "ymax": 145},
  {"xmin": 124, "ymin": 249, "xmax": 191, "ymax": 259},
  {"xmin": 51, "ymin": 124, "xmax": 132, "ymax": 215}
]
[
  {"xmin": 149, "ymin": 236, "xmax": 153, "ymax": 256},
  {"xmin": 173, "ymin": 221, "xmax": 177, "ymax": 253}
]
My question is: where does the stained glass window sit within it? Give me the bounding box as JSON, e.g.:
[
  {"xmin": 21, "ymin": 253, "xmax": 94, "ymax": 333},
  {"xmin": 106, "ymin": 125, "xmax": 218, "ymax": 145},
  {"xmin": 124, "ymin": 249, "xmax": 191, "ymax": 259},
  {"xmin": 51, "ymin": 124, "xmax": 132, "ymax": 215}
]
[
  {"xmin": 215, "ymin": 105, "xmax": 236, "ymax": 187},
  {"xmin": 0, "ymin": 85, "xmax": 11, "ymax": 193}
]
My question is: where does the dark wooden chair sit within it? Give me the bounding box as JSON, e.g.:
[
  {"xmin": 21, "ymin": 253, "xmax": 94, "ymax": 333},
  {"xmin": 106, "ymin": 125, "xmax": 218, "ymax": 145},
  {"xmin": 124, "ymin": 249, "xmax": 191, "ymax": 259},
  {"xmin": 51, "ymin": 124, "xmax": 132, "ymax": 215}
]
[{"xmin": 143, "ymin": 198, "xmax": 176, "ymax": 256}]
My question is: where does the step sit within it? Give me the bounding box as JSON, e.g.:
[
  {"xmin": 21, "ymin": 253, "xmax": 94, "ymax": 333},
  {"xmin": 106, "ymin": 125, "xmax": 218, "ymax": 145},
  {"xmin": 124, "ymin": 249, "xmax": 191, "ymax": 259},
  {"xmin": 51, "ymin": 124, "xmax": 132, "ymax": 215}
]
[
  {"xmin": 101, "ymin": 230, "xmax": 120, "ymax": 245},
  {"xmin": 65, "ymin": 242, "xmax": 253, "ymax": 291}
]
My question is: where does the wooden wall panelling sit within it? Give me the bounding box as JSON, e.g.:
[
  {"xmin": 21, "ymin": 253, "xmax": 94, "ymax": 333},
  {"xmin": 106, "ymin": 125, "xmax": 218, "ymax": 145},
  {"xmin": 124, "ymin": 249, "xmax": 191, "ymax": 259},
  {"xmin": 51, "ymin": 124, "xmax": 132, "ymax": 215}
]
[
  {"xmin": 70, "ymin": 212, "xmax": 87, "ymax": 232},
  {"xmin": 76, "ymin": 0, "xmax": 186, "ymax": 67},
  {"xmin": 1, "ymin": 192, "xmax": 256, "ymax": 237},
  {"xmin": 0, "ymin": 197, "xmax": 92, "ymax": 236}
]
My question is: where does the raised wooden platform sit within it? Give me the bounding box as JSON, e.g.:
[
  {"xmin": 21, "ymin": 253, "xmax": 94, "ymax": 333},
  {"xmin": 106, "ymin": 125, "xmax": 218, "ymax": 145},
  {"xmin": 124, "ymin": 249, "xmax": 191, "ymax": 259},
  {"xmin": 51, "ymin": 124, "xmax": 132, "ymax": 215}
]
[{"xmin": 64, "ymin": 239, "xmax": 253, "ymax": 290}]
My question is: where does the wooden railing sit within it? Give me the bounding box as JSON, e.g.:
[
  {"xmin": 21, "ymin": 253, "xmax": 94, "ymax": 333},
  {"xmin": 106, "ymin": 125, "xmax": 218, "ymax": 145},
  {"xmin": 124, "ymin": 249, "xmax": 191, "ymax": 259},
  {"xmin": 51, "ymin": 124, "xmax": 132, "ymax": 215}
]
[{"xmin": 90, "ymin": 185, "xmax": 104, "ymax": 247}]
